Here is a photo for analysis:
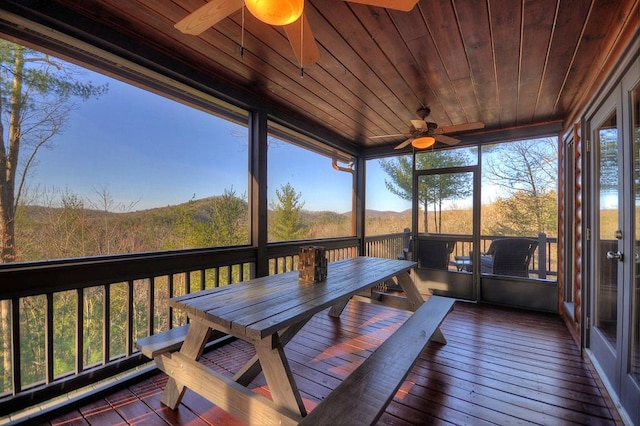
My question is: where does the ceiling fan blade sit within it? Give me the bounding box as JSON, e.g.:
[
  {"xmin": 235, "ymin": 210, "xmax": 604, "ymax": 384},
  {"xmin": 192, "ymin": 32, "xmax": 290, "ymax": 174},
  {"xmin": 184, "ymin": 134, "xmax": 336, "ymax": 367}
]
[
  {"xmin": 344, "ymin": 0, "xmax": 419, "ymax": 12},
  {"xmin": 434, "ymin": 134, "xmax": 460, "ymax": 145},
  {"xmin": 284, "ymin": 12, "xmax": 321, "ymax": 66},
  {"xmin": 394, "ymin": 138, "xmax": 413, "ymax": 150},
  {"xmin": 370, "ymin": 133, "xmax": 406, "ymax": 139},
  {"xmin": 410, "ymin": 119, "xmax": 428, "ymax": 131},
  {"xmin": 435, "ymin": 121, "xmax": 485, "ymax": 134},
  {"xmin": 175, "ymin": 0, "xmax": 243, "ymax": 35}
]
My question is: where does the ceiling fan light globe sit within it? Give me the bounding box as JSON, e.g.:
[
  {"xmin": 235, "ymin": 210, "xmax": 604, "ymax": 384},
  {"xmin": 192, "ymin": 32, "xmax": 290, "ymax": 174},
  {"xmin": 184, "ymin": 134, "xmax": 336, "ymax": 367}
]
[
  {"xmin": 245, "ymin": 0, "xmax": 304, "ymax": 26},
  {"xmin": 411, "ymin": 136, "xmax": 436, "ymax": 149}
]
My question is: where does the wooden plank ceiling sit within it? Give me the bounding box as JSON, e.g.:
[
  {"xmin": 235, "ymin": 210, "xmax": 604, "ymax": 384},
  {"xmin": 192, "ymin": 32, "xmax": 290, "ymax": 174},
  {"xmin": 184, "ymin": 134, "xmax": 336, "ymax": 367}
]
[{"xmin": 6, "ymin": 0, "xmax": 639, "ymax": 154}]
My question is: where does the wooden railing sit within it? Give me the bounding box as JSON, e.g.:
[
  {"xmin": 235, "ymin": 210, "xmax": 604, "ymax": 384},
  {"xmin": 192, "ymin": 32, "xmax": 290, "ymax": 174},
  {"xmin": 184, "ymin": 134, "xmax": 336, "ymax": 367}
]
[
  {"xmin": 0, "ymin": 237, "xmax": 360, "ymax": 417},
  {"xmin": 362, "ymin": 231, "xmax": 558, "ymax": 280},
  {"xmin": 0, "ymin": 232, "xmax": 557, "ymax": 418},
  {"xmin": 363, "ymin": 232, "xmax": 408, "ymax": 260},
  {"xmin": 450, "ymin": 233, "xmax": 558, "ymax": 279},
  {"xmin": 0, "ymin": 246, "xmax": 257, "ymax": 416}
]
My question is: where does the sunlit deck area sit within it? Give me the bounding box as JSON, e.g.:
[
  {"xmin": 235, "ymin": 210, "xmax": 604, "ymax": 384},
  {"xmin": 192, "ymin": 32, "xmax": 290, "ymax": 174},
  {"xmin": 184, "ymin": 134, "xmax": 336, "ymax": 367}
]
[{"xmin": 37, "ymin": 299, "xmax": 620, "ymax": 426}]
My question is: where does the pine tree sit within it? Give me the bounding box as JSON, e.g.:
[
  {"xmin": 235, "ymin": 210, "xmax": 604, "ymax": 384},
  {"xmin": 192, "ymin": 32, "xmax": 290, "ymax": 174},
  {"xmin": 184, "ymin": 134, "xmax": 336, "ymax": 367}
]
[{"xmin": 269, "ymin": 183, "xmax": 306, "ymax": 241}]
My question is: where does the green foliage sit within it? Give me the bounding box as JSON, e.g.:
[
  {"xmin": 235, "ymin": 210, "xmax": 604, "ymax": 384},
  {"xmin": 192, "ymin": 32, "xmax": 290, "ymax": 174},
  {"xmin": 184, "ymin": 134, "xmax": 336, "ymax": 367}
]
[
  {"xmin": 168, "ymin": 188, "xmax": 249, "ymax": 249},
  {"xmin": 380, "ymin": 155, "xmax": 413, "ymax": 202},
  {"xmin": 54, "ymin": 291, "xmax": 76, "ymax": 376},
  {"xmin": 486, "ymin": 190, "xmax": 558, "ymax": 236},
  {"xmin": 380, "ymin": 151, "xmax": 472, "ymax": 232},
  {"xmin": 19, "ymin": 296, "xmax": 45, "ymax": 386},
  {"xmin": 269, "ymin": 183, "xmax": 306, "ymax": 241},
  {"xmin": 210, "ymin": 188, "xmax": 249, "ymax": 246}
]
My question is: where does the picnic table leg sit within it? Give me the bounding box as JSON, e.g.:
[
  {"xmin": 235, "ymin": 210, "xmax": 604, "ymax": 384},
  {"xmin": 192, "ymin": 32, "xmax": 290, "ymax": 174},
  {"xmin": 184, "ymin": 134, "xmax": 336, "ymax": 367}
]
[
  {"xmin": 234, "ymin": 318, "xmax": 311, "ymax": 386},
  {"xmin": 395, "ymin": 272, "xmax": 424, "ymax": 311},
  {"xmin": 430, "ymin": 327, "xmax": 447, "ymax": 344},
  {"xmin": 395, "ymin": 273, "xmax": 448, "ymax": 343},
  {"xmin": 255, "ymin": 334, "xmax": 307, "ymax": 417},
  {"xmin": 160, "ymin": 320, "xmax": 212, "ymax": 409},
  {"xmin": 328, "ymin": 296, "xmax": 351, "ymax": 317}
]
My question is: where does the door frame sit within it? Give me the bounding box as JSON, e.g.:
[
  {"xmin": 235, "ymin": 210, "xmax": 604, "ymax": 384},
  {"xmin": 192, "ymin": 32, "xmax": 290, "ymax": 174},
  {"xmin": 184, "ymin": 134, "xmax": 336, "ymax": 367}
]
[
  {"xmin": 586, "ymin": 86, "xmax": 624, "ymax": 392},
  {"xmin": 584, "ymin": 50, "xmax": 640, "ymax": 426},
  {"xmin": 411, "ymin": 161, "xmax": 480, "ymax": 301}
]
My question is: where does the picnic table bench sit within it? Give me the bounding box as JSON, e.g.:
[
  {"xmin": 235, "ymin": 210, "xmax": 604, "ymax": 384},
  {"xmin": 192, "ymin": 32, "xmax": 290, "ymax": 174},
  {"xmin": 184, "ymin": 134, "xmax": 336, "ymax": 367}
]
[{"xmin": 299, "ymin": 295, "xmax": 455, "ymax": 425}]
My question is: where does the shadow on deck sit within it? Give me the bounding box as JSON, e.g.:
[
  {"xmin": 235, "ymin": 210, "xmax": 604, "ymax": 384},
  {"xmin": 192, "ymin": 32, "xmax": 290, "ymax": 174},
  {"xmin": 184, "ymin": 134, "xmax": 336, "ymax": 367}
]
[{"xmin": 40, "ymin": 300, "xmax": 619, "ymax": 425}]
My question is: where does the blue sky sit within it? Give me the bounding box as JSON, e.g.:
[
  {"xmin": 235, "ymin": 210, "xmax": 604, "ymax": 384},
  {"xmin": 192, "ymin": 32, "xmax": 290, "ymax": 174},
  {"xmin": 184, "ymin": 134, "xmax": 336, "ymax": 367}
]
[{"xmin": 29, "ymin": 69, "xmax": 411, "ymax": 213}]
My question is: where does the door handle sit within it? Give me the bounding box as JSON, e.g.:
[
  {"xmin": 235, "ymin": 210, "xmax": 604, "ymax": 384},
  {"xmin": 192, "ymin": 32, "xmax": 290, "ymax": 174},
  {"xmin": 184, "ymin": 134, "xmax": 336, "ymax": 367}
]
[{"xmin": 606, "ymin": 251, "xmax": 623, "ymax": 262}]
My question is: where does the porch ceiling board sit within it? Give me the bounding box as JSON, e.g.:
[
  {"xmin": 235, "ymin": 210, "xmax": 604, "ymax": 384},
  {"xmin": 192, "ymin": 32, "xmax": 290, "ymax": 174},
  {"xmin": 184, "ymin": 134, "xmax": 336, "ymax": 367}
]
[{"xmin": 1, "ymin": 0, "xmax": 636, "ymax": 154}]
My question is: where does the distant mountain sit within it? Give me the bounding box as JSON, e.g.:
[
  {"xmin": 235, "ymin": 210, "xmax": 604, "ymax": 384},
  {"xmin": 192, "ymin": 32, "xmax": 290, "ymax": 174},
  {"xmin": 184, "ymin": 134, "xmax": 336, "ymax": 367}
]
[
  {"xmin": 364, "ymin": 209, "xmax": 411, "ymax": 218},
  {"xmin": 22, "ymin": 198, "xmax": 410, "ymax": 220}
]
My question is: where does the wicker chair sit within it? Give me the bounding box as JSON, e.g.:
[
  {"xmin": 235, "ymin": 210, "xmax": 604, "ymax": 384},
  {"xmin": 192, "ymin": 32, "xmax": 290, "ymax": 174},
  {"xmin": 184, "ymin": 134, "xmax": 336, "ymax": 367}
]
[
  {"xmin": 416, "ymin": 239, "xmax": 456, "ymax": 270},
  {"xmin": 480, "ymin": 238, "xmax": 538, "ymax": 277}
]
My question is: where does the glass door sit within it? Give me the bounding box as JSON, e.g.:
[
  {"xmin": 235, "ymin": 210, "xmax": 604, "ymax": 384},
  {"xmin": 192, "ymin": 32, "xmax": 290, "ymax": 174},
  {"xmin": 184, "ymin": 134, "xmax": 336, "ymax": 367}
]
[
  {"xmin": 412, "ymin": 166, "xmax": 479, "ymax": 300},
  {"xmin": 588, "ymin": 58, "xmax": 640, "ymax": 425},
  {"xmin": 589, "ymin": 90, "xmax": 623, "ymax": 391}
]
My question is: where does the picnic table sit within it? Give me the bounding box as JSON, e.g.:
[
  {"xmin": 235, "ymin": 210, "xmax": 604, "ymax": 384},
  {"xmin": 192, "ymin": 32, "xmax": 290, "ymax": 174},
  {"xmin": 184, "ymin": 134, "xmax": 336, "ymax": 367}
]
[{"xmin": 137, "ymin": 256, "xmax": 454, "ymax": 425}]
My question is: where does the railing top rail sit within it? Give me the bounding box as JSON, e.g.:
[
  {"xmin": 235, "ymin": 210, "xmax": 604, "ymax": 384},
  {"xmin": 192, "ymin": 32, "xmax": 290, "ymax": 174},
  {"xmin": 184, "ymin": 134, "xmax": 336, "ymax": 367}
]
[
  {"xmin": 0, "ymin": 246, "xmax": 257, "ymax": 300},
  {"xmin": 0, "ymin": 238, "xmax": 362, "ymax": 300}
]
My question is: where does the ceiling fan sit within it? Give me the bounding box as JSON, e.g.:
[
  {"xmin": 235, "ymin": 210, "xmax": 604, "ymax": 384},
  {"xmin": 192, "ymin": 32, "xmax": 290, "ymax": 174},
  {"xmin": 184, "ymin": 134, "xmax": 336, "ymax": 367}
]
[
  {"xmin": 174, "ymin": 0, "xmax": 420, "ymax": 67},
  {"xmin": 371, "ymin": 107, "xmax": 485, "ymax": 150}
]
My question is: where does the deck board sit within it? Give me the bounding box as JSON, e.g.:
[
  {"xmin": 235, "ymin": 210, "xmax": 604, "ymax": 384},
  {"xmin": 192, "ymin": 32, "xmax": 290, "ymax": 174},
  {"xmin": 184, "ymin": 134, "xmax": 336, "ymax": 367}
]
[{"xmin": 43, "ymin": 299, "xmax": 620, "ymax": 426}]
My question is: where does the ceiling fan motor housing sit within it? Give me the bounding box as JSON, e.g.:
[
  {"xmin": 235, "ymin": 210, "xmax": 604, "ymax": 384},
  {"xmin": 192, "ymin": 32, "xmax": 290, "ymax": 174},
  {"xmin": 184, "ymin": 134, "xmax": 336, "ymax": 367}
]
[{"xmin": 417, "ymin": 106, "xmax": 431, "ymax": 118}]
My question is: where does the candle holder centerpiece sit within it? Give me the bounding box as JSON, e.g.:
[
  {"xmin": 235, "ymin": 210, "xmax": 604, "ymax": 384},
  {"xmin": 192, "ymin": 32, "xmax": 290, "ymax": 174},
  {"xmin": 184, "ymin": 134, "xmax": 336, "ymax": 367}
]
[{"xmin": 298, "ymin": 245, "xmax": 327, "ymax": 283}]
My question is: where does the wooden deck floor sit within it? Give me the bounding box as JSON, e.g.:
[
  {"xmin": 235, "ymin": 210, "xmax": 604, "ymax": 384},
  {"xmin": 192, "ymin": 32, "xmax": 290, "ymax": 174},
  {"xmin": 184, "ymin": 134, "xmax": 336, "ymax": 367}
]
[{"xmin": 42, "ymin": 299, "xmax": 621, "ymax": 425}]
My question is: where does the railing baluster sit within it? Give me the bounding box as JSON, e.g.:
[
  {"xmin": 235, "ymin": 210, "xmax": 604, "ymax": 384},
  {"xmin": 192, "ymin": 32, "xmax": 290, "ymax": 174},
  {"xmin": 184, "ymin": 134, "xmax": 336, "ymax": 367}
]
[
  {"xmin": 76, "ymin": 289, "xmax": 83, "ymax": 374},
  {"xmin": 12, "ymin": 298, "xmax": 21, "ymax": 394},
  {"xmin": 538, "ymin": 232, "xmax": 548, "ymax": 279},
  {"xmin": 148, "ymin": 277, "xmax": 155, "ymax": 335},
  {"xmin": 126, "ymin": 280, "xmax": 134, "ymax": 357},
  {"xmin": 45, "ymin": 293, "xmax": 54, "ymax": 384},
  {"xmin": 103, "ymin": 284, "xmax": 111, "ymax": 364},
  {"xmin": 168, "ymin": 274, "xmax": 174, "ymax": 330}
]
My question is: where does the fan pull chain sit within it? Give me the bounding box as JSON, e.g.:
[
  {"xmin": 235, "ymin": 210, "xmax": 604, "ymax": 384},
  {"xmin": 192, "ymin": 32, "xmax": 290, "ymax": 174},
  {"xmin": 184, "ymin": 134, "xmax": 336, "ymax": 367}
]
[
  {"xmin": 299, "ymin": 13, "xmax": 304, "ymax": 77},
  {"xmin": 240, "ymin": 3, "xmax": 245, "ymax": 58}
]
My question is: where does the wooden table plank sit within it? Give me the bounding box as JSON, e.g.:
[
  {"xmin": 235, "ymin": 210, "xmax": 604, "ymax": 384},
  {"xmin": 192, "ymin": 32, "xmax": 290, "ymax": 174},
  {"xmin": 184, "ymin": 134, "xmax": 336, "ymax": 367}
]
[
  {"xmin": 241, "ymin": 259, "xmax": 414, "ymax": 340},
  {"xmin": 170, "ymin": 257, "xmax": 415, "ymax": 341}
]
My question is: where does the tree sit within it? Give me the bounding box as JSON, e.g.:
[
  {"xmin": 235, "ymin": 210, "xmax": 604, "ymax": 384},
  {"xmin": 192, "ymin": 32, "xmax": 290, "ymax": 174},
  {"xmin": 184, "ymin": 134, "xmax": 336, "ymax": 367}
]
[
  {"xmin": 209, "ymin": 188, "xmax": 248, "ymax": 247},
  {"xmin": 483, "ymin": 138, "xmax": 558, "ymax": 234},
  {"xmin": 170, "ymin": 188, "xmax": 248, "ymax": 249},
  {"xmin": 380, "ymin": 151, "xmax": 472, "ymax": 233},
  {"xmin": 86, "ymin": 186, "xmax": 140, "ymax": 255},
  {"xmin": 0, "ymin": 40, "xmax": 107, "ymax": 392},
  {"xmin": 486, "ymin": 190, "xmax": 558, "ymax": 236},
  {"xmin": 0, "ymin": 40, "xmax": 108, "ymax": 263},
  {"xmin": 269, "ymin": 183, "xmax": 306, "ymax": 241}
]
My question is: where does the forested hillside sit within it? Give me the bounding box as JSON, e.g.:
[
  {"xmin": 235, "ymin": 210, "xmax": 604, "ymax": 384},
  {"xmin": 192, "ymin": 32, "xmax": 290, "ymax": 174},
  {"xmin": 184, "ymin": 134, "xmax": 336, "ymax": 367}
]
[
  {"xmin": 13, "ymin": 195, "xmax": 414, "ymax": 262},
  {"xmin": 14, "ymin": 193, "xmax": 566, "ymax": 263}
]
